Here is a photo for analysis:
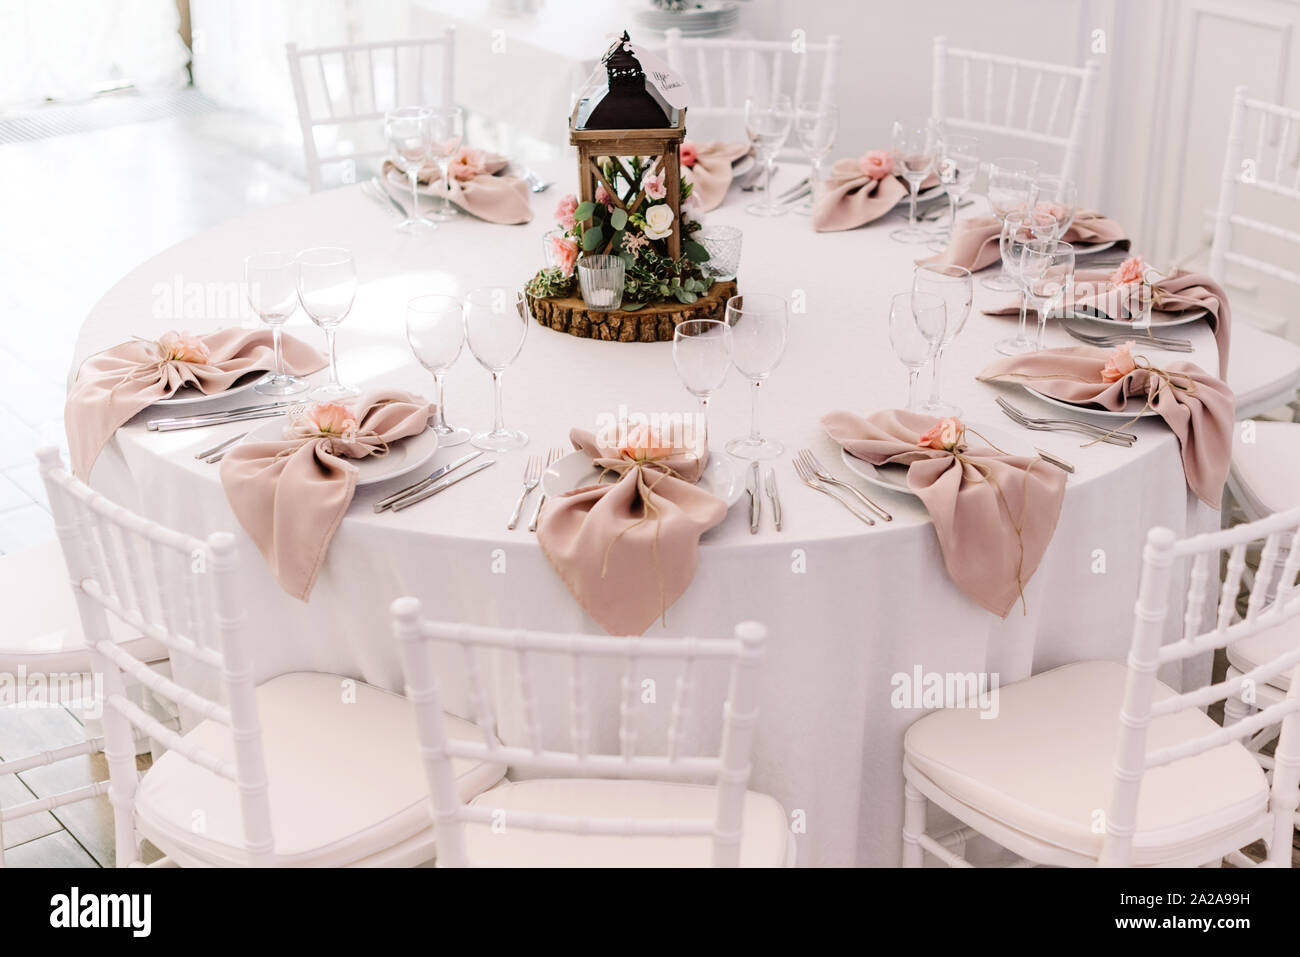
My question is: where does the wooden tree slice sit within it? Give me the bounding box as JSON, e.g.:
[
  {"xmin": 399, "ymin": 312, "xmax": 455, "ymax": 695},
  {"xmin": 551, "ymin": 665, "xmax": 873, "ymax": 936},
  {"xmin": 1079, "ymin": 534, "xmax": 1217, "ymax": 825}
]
[{"xmin": 528, "ymin": 281, "xmax": 738, "ymax": 343}]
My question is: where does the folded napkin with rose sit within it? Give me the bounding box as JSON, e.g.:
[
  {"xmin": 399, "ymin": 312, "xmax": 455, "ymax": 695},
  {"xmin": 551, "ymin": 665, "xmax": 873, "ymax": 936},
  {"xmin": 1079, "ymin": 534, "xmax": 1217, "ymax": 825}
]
[
  {"xmin": 381, "ymin": 147, "xmax": 532, "ymax": 224},
  {"xmin": 66, "ymin": 328, "xmax": 326, "ymax": 480},
  {"xmin": 922, "ymin": 209, "xmax": 1129, "ymax": 272},
  {"xmin": 680, "ymin": 140, "xmax": 753, "ymax": 211},
  {"xmin": 822, "ymin": 410, "xmax": 1066, "ymax": 617},
  {"xmin": 811, "ymin": 150, "xmax": 939, "ymax": 232},
  {"xmin": 219, "ymin": 391, "xmax": 435, "ymax": 600},
  {"xmin": 535, "ymin": 425, "xmax": 727, "ymax": 636},
  {"xmin": 979, "ymin": 344, "xmax": 1235, "ymax": 507}
]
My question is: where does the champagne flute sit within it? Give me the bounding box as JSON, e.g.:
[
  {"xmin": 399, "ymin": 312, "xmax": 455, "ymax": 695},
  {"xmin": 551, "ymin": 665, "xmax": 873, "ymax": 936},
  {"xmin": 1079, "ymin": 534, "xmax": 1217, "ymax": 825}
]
[
  {"xmin": 889, "ymin": 116, "xmax": 938, "ymax": 243},
  {"xmin": 994, "ymin": 210, "xmax": 1057, "ymax": 356},
  {"xmin": 1035, "ymin": 174, "xmax": 1078, "ymax": 239},
  {"xmin": 889, "ymin": 291, "xmax": 946, "ymax": 411},
  {"xmin": 927, "ymin": 133, "xmax": 979, "ymax": 248},
  {"xmin": 296, "ymin": 246, "xmax": 359, "ymax": 400},
  {"xmin": 465, "ymin": 286, "xmax": 529, "ymax": 451},
  {"xmin": 744, "ymin": 94, "xmax": 793, "ymax": 217},
  {"xmin": 912, "ymin": 264, "xmax": 973, "ymax": 416},
  {"xmin": 406, "ymin": 294, "xmax": 470, "ymax": 447},
  {"xmin": 724, "ymin": 293, "xmax": 789, "ymax": 459},
  {"xmin": 384, "ymin": 107, "xmax": 434, "ymax": 233},
  {"xmin": 793, "ymin": 101, "xmax": 838, "ymax": 215},
  {"xmin": 983, "ymin": 157, "xmax": 1040, "ymax": 290},
  {"xmin": 428, "ymin": 105, "xmax": 465, "ymax": 222},
  {"xmin": 245, "ymin": 251, "xmax": 309, "ymax": 396},
  {"xmin": 1021, "ymin": 240, "xmax": 1075, "ymax": 351},
  {"xmin": 672, "ymin": 319, "xmax": 733, "ymax": 450}
]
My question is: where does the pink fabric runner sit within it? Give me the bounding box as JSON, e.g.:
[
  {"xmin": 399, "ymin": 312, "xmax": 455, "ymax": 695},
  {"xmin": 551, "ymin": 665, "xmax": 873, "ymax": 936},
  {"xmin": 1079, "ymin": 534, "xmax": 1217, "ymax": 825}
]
[
  {"xmin": 811, "ymin": 159, "xmax": 939, "ymax": 232},
  {"xmin": 682, "ymin": 141, "xmax": 753, "ymax": 211},
  {"xmin": 382, "ymin": 152, "xmax": 533, "ymax": 224},
  {"xmin": 922, "ymin": 209, "xmax": 1128, "ymax": 272}
]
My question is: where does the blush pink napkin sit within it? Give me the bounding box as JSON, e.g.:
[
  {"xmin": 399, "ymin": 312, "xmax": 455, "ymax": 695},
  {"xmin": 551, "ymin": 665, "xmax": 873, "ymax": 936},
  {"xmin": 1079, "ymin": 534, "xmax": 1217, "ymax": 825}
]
[
  {"xmin": 66, "ymin": 328, "xmax": 326, "ymax": 481},
  {"xmin": 822, "ymin": 409, "xmax": 1066, "ymax": 618},
  {"xmin": 535, "ymin": 428, "xmax": 727, "ymax": 636},
  {"xmin": 681, "ymin": 141, "xmax": 753, "ymax": 211},
  {"xmin": 810, "ymin": 158, "xmax": 931, "ymax": 232},
  {"xmin": 922, "ymin": 209, "xmax": 1129, "ymax": 272},
  {"xmin": 219, "ymin": 391, "xmax": 436, "ymax": 601},
  {"xmin": 382, "ymin": 152, "xmax": 533, "ymax": 224},
  {"xmin": 978, "ymin": 347, "xmax": 1235, "ymax": 507}
]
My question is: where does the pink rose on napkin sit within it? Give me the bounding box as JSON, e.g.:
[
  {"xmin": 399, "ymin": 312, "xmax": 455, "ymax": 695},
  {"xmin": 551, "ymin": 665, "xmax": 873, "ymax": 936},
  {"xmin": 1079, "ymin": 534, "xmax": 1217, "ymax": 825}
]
[
  {"xmin": 1036, "ymin": 201, "xmax": 1067, "ymax": 222},
  {"xmin": 555, "ymin": 193, "xmax": 579, "ymax": 229},
  {"xmin": 917, "ymin": 417, "xmax": 966, "ymax": 452},
  {"xmin": 859, "ymin": 149, "xmax": 894, "ymax": 180},
  {"xmin": 300, "ymin": 402, "xmax": 357, "ymax": 437},
  {"xmin": 680, "ymin": 142, "xmax": 699, "ymax": 168},
  {"xmin": 158, "ymin": 331, "xmax": 210, "ymax": 364},
  {"xmin": 1110, "ymin": 256, "xmax": 1146, "ymax": 287},
  {"xmin": 448, "ymin": 146, "xmax": 486, "ymax": 182},
  {"xmin": 1100, "ymin": 341, "xmax": 1137, "ymax": 383},
  {"xmin": 551, "ymin": 235, "xmax": 579, "ymax": 277},
  {"xmin": 618, "ymin": 424, "xmax": 674, "ymax": 462},
  {"xmin": 641, "ymin": 169, "xmax": 667, "ymax": 200}
]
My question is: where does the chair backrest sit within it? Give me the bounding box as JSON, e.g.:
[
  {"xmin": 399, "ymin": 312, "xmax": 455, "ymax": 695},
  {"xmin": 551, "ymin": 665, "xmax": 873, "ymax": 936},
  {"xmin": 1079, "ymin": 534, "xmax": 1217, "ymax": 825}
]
[
  {"xmin": 1102, "ymin": 506, "xmax": 1300, "ymax": 867},
  {"xmin": 931, "ymin": 35, "xmax": 1098, "ymax": 184},
  {"xmin": 391, "ymin": 597, "xmax": 766, "ymax": 867},
  {"xmin": 286, "ymin": 30, "xmax": 456, "ymax": 192},
  {"xmin": 1208, "ymin": 86, "xmax": 1300, "ymax": 292},
  {"xmin": 36, "ymin": 448, "xmax": 273, "ymax": 867}
]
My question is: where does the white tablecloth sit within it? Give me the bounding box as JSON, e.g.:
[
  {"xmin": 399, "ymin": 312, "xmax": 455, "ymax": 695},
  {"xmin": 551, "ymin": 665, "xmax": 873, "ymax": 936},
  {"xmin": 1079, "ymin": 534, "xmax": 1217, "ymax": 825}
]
[{"xmin": 75, "ymin": 162, "xmax": 1269, "ymax": 866}]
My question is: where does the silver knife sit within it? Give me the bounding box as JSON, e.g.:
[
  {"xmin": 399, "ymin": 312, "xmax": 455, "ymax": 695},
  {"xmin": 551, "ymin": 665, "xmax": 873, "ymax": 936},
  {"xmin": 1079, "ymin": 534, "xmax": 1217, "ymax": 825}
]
[
  {"xmin": 1036, "ymin": 448, "xmax": 1075, "ymax": 473},
  {"xmin": 195, "ymin": 431, "xmax": 248, "ymax": 460},
  {"xmin": 390, "ymin": 459, "xmax": 495, "ymax": 512},
  {"xmin": 149, "ymin": 400, "xmax": 297, "ymax": 430},
  {"xmin": 764, "ymin": 467, "xmax": 782, "ymax": 531},
  {"xmin": 747, "ymin": 461, "xmax": 761, "ymax": 534},
  {"xmin": 373, "ymin": 451, "xmax": 483, "ymax": 513},
  {"xmin": 150, "ymin": 406, "xmax": 299, "ymax": 432}
]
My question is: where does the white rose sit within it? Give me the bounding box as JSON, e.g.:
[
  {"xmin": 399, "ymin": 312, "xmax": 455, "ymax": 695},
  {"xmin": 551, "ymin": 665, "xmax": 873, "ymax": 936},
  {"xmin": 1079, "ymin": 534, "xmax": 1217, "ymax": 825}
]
[{"xmin": 643, "ymin": 203, "xmax": 675, "ymax": 240}]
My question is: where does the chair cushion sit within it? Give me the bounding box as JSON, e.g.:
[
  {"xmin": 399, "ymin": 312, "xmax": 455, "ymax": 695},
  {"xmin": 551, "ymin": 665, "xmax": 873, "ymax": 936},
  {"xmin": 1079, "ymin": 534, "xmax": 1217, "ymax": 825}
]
[
  {"xmin": 904, "ymin": 661, "xmax": 1269, "ymax": 865},
  {"xmin": 1231, "ymin": 420, "xmax": 1300, "ymax": 516},
  {"xmin": 1227, "ymin": 615, "xmax": 1300, "ymax": 691},
  {"xmin": 135, "ymin": 672, "xmax": 506, "ymax": 867},
  {"xmin": 461, "ymin": 778, "xmax": 791, "ymax": 867},
  {"xmin": 1227, "ymin": 324, "xmax": 1300, "ymax": 420},
  {"xmin": 0, "ymin": 539, "xmax": 167, "ymax": 673}
]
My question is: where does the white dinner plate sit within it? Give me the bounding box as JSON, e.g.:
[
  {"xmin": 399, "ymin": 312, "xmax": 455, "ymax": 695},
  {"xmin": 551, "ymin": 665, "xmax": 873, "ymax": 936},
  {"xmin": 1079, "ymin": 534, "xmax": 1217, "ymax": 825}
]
[
  {"xmin": 151, "ymin": 376, "xmax": 260, "ymax": 408},
  {"xmin": 1072, "ymin": 240, "xmax": 1118, "ymax": 256},
  {"xmin": 243, "ymin": 417, "xmax": 440, "ymax": 486},
  {"xmin": 1060, "ymin": 305, "xmax": 1209, "ymax": 329},
  {"xmin": 730, "ymin": 154, "xmax": 755, "ymax": 180},
  {"xmin": 1023, "ymin": 386, "xmax": 1161, "ymax": 420},
  {"xmin": 839, "ymin": 422, "xmax": 1035, "ymax": 498},
  {"xmin": 542, "ymin": 450, "xmax": 745, "ymax": 507}
]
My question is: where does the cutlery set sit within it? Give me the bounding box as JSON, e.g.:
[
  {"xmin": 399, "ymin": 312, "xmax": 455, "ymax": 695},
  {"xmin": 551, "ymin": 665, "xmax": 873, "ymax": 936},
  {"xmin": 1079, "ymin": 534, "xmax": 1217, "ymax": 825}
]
[
  {"xmin": 503, "ymin": 447, "xmax": 565, "ymax": 531},
  {"xmin": 1062, "ymin": 323, "xmax": 1193, "ymax": 352},
  {"xmin": 792, "ymin": 448, "xmax": 894, "ymax": 525},
  {"xmin": 148, "ymin": 401, "xmax": 306, "ymax": 433},
  {"xmin": 527, "ymin": 447, "xmax": 566, "ymax": 532},
  {"xmin": 373, "ymin": 451, "xmax": 492, "ymax": 513},
  {"xmin": 996, "ymin": 396, "xmax": 1136, "ymax": 447},
  {"xmin": 745, "ymin": 461, "xmax": 784, "ymax": 533}
]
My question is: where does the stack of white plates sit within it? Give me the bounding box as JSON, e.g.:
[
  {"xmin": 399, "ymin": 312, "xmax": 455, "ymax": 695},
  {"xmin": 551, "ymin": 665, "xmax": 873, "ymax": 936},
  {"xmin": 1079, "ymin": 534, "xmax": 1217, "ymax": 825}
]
[{"xmin": 634, "ymin": 1, "xmax": 741, "ymax": 37}]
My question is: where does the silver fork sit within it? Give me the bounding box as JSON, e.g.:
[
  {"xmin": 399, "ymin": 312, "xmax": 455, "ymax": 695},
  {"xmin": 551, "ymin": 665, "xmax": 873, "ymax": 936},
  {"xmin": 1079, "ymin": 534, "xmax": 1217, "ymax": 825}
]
[
  {"xmin": 1062, "ymin": 324, "xmax": 1193, "ymax": 352},
  {"xmin": 507, "ymin": 455, "xmax": 543, "ymax": 530},
  {"xmin": 792, "ymin": 458, "xmax": 875, "ymax": 525},
  {"xmin": 996, "ymin": 396, "xmax": 1136, "ymax": 446},
  {"xmin": 797, "ymin": 448, "xmax": 893, "ymax": 522},
  {"xmin": 527, "ymin": 446, "xmax": 566, "ymax": 532}
]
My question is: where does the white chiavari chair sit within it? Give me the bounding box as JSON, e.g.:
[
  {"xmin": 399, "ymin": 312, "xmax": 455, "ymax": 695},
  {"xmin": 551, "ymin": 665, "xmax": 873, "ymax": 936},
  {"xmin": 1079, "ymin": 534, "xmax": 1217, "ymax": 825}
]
[
  {"xmin": 931, "ymin": 36, "xmax": 1099, "ymax": 184},
  {"xmin": 902, "ymin": 507, "xmax": 1300, "ymax": 868},
  {"xmin": 35, "ymin": 448, "xmax": 504, "ymax": 867},
  {"xmin": 286, "ymin": 30, "xmax": 456, "ymax": 192},
  {"xmin": 391, "ymin": 598, "xmax": 794, "ymax": 867}
]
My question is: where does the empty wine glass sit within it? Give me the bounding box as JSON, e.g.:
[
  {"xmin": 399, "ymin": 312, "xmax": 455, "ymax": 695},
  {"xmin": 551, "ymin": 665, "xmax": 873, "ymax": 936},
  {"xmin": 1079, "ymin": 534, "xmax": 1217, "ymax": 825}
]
[
  {"xmin": 1021, "ymin": 240, "xmax": 1076, "ymax": 351},
  {"xmin": 464, "ymin": 286, "xmax": 529, "ymax": 451},
  {"xmin": 927, "ymin": 133, "xmax": 979, "ymax": 249},
  {"xmin": 793, "ymin": 101, "xmax": 838, "ymax": 215},
  {"xmin": 890, "ymin": 291, "xmax": 946, "ymax": 411},
  {"xmin": 406, "ymin": 294, "xmax": 470, "ymax": 447},
  {"xmin": 296, "ymin": 246, "xmax": 359, "ymax": 400},
  {"xmin": 245, "ymin": 251, "xmax": 309, "ymax": 396},
  {"xmin": 673, "ymin": 319, "xmax": 733, "ymax": 450},
  {"xmin": 1035, "ymin": 174, "xmax": 1078, "ymax": 239},
  {"xmin": 912, "ymin": 264, "xmax": 973, "ymax": 416},
  {"xmin": 994, "ymin": 210, "xmax": 1058, "ymax": 356},
  {"xmin": 427, "ymin": 105, "xmax": 465, "ymax": 222},
  {"xmin": 889, "ymin": 116, "xmax": 939, "ymax": 243},
  {"xmin": 983, "ymin": 157, "xmax": 1040, "ymax": 290},
  {"xmin": 384, "ymin": 107, "xmax": 434, "ymax": 233},
  {"xmin": 744, "ymin": 94, "xmax": 793, "ymax": 217},
  {"xmin": 724, "ymin": 293, "xmax": 789, "ymax": 459}
]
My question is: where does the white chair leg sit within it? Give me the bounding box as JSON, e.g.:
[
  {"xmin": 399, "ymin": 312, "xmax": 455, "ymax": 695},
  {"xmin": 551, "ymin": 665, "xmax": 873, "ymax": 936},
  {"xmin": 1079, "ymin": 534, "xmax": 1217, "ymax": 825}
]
[
  {"xmin": 902, "ymin": 779, "xmax": 927, "ymax": 867},
  {"xmin": 1223, "ymin": 686, "xmax": 1253, "ymax": 727}
]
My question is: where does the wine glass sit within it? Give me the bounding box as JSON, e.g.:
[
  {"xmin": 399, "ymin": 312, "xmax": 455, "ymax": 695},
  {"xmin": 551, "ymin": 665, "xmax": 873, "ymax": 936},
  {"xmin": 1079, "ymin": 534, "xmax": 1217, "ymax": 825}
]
[
  {"xmin": 427, "ymin": 105, "xmax": 465, "ymax": 222},
  {"xmin": 384, "ymin": 107, "xmax": 434, "ymax": 233},
  {"xmin": 244, "ymin": 251, "xmax": 309, "ymax": 397},
  {"xmin": 889, "ymin": 116, "xmax": 939, "ymax": 243},
  {"xmin": 1035, "ymin": 174, "xmax": 1078, "ymax": 239},
  {"xmin": 406, "ymin": 294, "xmax": 470, "ymax": 447},
  {"xmin": 983, "ymin": 157, "xmax": 1040, "ymax": 290},
  {"xmin": 994, "ymin": 210, "xmax": 1058, "ymax": 356},
  {"xmin": 912, "ymin": 264, "xmax": 973, "ymax": 416},
  {"xmin": 296, "ymin": 247, "xmax": 359, "ymax": 400},
  {"xmin": 464, "ymin": 286, "xmax": 529, "ymax": 451},
  {"xmin": 743, "ymin": 94, "xmax": 793, "ymax": 217},
  {"xmin": 889, "ymin": 292, "xmax": 946, "ymax": 411},
  {"xmin": 793, "ymin": 101, "xmax": 838, "ymax": 215},
  {"xmin": 724, "ymin": 293, "xmax": 789, "ymax": 459},
  {"xmin": 673, "ymin": 319, "xmax": 733, "ymax": 450},
  {"xmin": 927, "ymin": 133, "xmax": 979, "ymax": 249},
  {"xmin": 1021, "ymin": 240, "xmax": 1076, "ymax": 351}
]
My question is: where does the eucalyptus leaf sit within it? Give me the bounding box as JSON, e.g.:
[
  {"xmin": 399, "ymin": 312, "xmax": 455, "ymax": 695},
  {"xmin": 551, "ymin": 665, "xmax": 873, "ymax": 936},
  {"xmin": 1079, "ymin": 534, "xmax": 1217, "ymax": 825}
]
[
  {"xmin": 683, "ymin": 240, "xmax": 711, "ymax": 263},
  {"xmin": 621, "ymin": 301, "xmax": 647, "ymax": 311},
  {"xmin": 674, "ymin": 289, "xmax": 698, "ymax": 304},
  {"xmin": 575, "ymin": 201, "xmax": 596, "ymax": 221},
  {"xmin": 610, "ymin": 208, "xmax": 628, "ymax": 230},
  {"xmin": 581, "ymin": 226, "xmax": 604, "ymax": 252}
]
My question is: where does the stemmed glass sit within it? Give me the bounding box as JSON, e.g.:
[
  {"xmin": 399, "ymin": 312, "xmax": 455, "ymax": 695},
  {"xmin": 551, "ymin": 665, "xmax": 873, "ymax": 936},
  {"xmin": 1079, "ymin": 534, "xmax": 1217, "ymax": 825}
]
[
  {"xmin": 427, "ymin": 105, "xmax": 465, "ymax": 222},
  {"xmin": 406, "ymin": 294, "xmax": 470, "ymax": 447},
  {"xmin": 912, "ymin": 264, "xmax": 973, "ymax": 416},
  {"xmin": 244, "ymin": 251, "xmax": 309, "ymax": 396},
  {"xmin": 983, "ymin": 157, "xmax": 1040, "ymax": 290},
  {"xmin": 793, "ymin": 101, "xmax": 838, "ymax": 215},
  {"xmin": 994, "ymin": 210, "xmax": 1058, "ymax": 356},
  {"xmin": 383, "ymin": 107, "xmax": 434, "ymax": 233},
  {"xmin": 724, "ymin": 293, "xmax": 789, "ymax": 459},
  {"xmin": 1035, "ymin": 174, "xmax": 1078, "ymax": 239},
  {"xmin": 743, "ymin": 94, "xmax": 793, "ymax": 217},
  {"xmin": 927, "ymin": 133, "xmax": 979, "ymax": 249},
  {"xmin": 889, "ymin": 292, "xmax": 947, "ymax": 411},
  {"xmin": 889, "ymin": 116, "xmax": 939, "ymax": 243},
  {"xmin": 1022, "ymin": 240, "xmax": 1076, "ymax": 351},
  {"xmin": 464, "ymin": 286, "xmax": 529, "ymax": 451},
  {"xmin": 296, "ymin": 247, "xmax": 359, "ymax": 400},
  {"xmin": 672, "ymin": 319, "xmax": 733, "ymax": 450}
]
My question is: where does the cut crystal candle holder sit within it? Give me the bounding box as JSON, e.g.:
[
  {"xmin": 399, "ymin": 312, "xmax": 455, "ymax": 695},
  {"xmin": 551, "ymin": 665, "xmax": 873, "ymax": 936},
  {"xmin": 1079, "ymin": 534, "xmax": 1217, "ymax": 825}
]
[{"xmin": 698, "ymin": 226, "xmax": 742, "ymax": 281}]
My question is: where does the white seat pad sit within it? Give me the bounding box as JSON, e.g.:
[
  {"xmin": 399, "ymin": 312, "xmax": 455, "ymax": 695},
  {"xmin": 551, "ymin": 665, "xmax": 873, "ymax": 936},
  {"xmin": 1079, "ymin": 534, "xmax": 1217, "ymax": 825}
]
[
  {"xmin": 1228, "ymin": 324, "xmax": 1300, "ymax": 420},
  {"xmin": 462, "ymin": 778, "xmax": 790, "ymax": 867},
  {"xmin": 904, "ymin": 661, "xmax": 1268, "ymax": 864},
  {"xmin": 135, "ymin": 672, "xmax": 505, "ymax": 867},
  {"xmin": 1231, "ymin": 420, "xmax": 1300, "ymax": 515},
  {"xmin": 1227, "ymin": 615, "xmax": 1300, "ymax": 691}
]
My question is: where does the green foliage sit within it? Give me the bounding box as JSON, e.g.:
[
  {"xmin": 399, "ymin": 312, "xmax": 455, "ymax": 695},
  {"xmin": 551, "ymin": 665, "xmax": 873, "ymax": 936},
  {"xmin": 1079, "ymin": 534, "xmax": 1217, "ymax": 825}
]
[{"xmin": 525, "ymin": 266, "xmax": 575, "ymax": 299}]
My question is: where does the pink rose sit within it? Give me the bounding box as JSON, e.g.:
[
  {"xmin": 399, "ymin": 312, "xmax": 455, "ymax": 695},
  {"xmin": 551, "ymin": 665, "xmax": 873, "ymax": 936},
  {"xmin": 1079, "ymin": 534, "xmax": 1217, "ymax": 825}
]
[
  {"xmin": 917, "ymin": 417, "xmax": 965, "ymax": 452},
  {"xmin": 680, "ymin": 142, "xmax": 699, "ymax": 168},
  {"xmin": 305, "ymin": 402, "xmax": 357, "ymax": 437},
  {"xmin": 1100, "ymin": 341, "xmax": 1137, "ymax": 383},
  {"xmin": 159, "ymin": 331, "xmax": 210, "ymax": 364},
  {"xmin": 595, "ymin": 183, "xmax": 614, "ymax": 208},
  {"xmin": 448, "ymin": 146, "xmax": 485, "ymax": 182},
  {"xmin": 859, "ymin": 149, "xmax": 894, "ymax": 180},
  {"xmin": 619, "ymin": 424, "xmax": 673, "ymax": 462},
  {"xmin": 1109, "ymin": 255, "xmax": 1146, "ymax": 288},
  {"xmin": 554, "ymin": 193, "xmax": 579, "ymax": 229},
  {"xmin": 641, "ymin": 169, "xmax": 667, "ymax": 201},
  {"xmin": 550, "ymin": 235, "xmax": 578, "ymax": 277}
]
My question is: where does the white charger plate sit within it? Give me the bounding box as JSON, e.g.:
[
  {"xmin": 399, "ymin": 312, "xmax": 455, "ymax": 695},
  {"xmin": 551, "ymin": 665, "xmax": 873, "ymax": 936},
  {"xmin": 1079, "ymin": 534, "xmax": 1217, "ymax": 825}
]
[
  {"xmin": 731, "ymin": 154, "xmax": 755, "ymax": 179},
  {"xmin": 1022, "ymin": 386, "xmax": 1161, "ymax": 420},
  {"xmin": 1060, "ymin": 305, "xmax": 1209, "ymax": 329},
  {"xmin": 1072, "ymin": 240, "xmax": 1118, "ymax": 256},
  {"xmin": 542, "ymin": 450, "xmax": 744, "ymax": 507},
  {"xmin": 243, "ymin": 417, "xmax": 440, "ymax": 486},
  {"xmin": 839, "ymin": 422, "xmax": 1035, "ymax": 497},
  {"xmin": 151, "ymin": 376, "xmax": 260, "ymax": 408}
]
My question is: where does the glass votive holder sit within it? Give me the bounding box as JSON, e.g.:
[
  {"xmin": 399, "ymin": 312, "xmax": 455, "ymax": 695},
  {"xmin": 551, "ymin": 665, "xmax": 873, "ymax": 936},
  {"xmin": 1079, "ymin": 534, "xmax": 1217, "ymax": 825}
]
[
  {"xmin": 577, "ymin": 255, "xmax": 624, "ymax": 312},
  {"xmin": 697, "ymin": 226, "xmax": 742, "ymax": 281},
  {"xmin": 541, "ymin": 228, "xmax": 564, "ymax": 269}
]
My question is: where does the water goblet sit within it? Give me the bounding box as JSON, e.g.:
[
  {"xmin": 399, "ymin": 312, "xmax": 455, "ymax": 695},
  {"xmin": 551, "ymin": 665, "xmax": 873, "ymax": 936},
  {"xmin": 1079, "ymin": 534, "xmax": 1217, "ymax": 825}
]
[
  {"xmin": 383, "ymin": 107, "xmax": 435, "ymax": 233},
  {"xmin": 406, "ymin": 294, "xmax": 470, "ymax": 447},
  {"xmin": 982, "ymin": 157, "xmax": 1040, "ymax": 290},
  {"xmin": 744, "ymin": 94, "xmax": 793, "ymax": 217},
  {"xmin": 1021, "ymin": 240, "xmax": 1076, "ymax": 351},
  {"xmin": 889, "ymin": 116, "xmax": 939, "ymax": 243},
  {"xmin": 464, "ymin": 286, "xmax": 529, "ymax": 451},
  {"xmin": 994, "ymin": 210, "xmax": 1058, "ymax": 355},
  {"xmin": 296, "ymin": 246, "xmax": 359, "ymax": 400},
  {"xmin": 427, "ymin": 105, "xmax": 465, "ymax": 222},
  {"xmin": 912, "ymin": 264, "xmax": 973, "ymax": 416},
  {"xmin": 724, "ymin": 293, "xmax": 789, "ymax": 459},
  {"xmin": 245, "ymin": 250, "xmax": 309, "ymax": 396},
  {"xmin": 889, "ymin": 291, "xmax": 946, "ymax": 411},
  {"xmin": 673, "ymin": 319, "xmax": 733, "ymax": 450},
  {"xmin": 793, "ymin": 101, "xmax": 838, "ymax": 215},
  {"xmin": 927, "ymin": 133, "xmax": 979, "ymax": 249}
]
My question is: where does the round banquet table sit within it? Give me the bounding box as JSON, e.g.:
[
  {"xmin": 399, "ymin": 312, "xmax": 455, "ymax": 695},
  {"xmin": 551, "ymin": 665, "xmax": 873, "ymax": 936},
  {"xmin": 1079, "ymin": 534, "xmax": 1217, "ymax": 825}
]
[{"xmin": 74, "ymin": 162, "xmax": 1255, "ymax": 867}]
